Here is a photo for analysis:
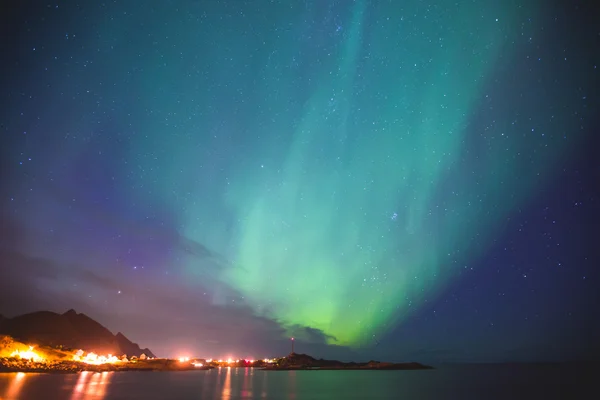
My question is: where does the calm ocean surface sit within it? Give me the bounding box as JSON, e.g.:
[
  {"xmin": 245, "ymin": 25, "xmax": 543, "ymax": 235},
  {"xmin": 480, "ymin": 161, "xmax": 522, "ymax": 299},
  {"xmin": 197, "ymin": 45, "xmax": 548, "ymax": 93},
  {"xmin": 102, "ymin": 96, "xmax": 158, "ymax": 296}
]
[{"xmin": 0, "ymin": 364, "xmax": 595, "ymax": 400}]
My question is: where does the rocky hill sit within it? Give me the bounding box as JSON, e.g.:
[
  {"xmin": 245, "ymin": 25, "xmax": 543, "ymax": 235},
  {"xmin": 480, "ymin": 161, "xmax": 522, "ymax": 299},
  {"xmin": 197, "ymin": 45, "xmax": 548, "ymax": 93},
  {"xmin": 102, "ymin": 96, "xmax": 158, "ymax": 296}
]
[{"xmin": 0, "ymin": 309, "xmax": 154, "ymax": 358}]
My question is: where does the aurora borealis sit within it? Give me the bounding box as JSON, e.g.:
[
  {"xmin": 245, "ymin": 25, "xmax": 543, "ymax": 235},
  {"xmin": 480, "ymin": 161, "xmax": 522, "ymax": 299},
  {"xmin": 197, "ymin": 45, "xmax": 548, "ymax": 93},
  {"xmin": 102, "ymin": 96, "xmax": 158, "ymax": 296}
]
[{"xmin": 1, "ymin": 0, "xmax": 598, "ymax": 362}]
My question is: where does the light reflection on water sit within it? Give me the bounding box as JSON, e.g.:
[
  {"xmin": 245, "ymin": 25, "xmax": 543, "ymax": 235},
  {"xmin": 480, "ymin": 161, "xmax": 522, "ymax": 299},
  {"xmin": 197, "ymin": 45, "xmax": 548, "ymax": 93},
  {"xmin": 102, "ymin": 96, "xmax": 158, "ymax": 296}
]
[
  {"xmin": 288, "ymin": 371, "xmax": 296, "ymax": 400},
  {"xmin": 0, "ymin": 371, "xmax": 114, "ymax": 400},
  {"xmin": 0, "ymin": 368, "xmax": 283, "ymax": 399},
  {"xmin": 0, "ymin": 364, "xmax": 590, "ymax": 400},
  {"xmin": 70, "ymin": 371, "xmax": 113, "ymax": 400},
  {"xmin": 221, "ymin": 367, "xmax": 231, "ymax": 400},
  {"xmin": 241, "ymin": 365, "xmax": 252, "ymax": 399},
  {"xmin": 4, "ymin": 371, "xmax": 26, "ymax": 399}
]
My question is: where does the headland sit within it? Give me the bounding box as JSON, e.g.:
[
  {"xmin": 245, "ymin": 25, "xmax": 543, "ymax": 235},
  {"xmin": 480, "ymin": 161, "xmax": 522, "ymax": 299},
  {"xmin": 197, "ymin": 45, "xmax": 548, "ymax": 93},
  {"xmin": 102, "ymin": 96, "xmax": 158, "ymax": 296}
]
[{"xmin": 260, "ymin": 352, "xmax": 433, "ymax": 370}]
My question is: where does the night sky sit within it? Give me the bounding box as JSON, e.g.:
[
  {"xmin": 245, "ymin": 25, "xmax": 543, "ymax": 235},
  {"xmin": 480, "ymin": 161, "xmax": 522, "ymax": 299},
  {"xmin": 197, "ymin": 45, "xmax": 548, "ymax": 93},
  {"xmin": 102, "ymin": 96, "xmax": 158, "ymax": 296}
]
[{"xmin": 1, "ymin": 0, "xmax": 598, "ymax": 364}]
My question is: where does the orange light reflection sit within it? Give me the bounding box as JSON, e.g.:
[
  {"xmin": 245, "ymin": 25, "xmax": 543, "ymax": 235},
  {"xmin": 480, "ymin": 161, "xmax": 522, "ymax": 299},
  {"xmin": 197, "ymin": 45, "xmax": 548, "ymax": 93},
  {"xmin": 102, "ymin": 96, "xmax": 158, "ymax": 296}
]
[
  {"xmin": 95, "ymin": 372, "xmax": 111, "ymax": 398},
  {"xmin": 71, "ymin": 371, "xmax": 90, "ymax": 400},
  {"xmin": 4, "ymin": 372, "xmax": 27, "ymax": 400},
  {"xmin": 70, "ymin": 371, "xmax": 113, "ymax": 400},
  {"xmin": 221, "ymin": 367, "xmax": 231, "ymax": 400}
]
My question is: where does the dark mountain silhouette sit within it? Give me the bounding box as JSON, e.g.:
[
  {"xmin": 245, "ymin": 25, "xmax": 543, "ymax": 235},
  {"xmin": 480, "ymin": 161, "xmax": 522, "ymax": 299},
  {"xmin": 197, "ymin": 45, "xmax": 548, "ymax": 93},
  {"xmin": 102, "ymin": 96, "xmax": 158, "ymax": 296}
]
[
  {"xmin": 115, "ymin": 332, "xmax": 153, "ymax": 359},
  {"xmin": 0, "ymin": 309, "xmax": 155, "ymax": 358}
]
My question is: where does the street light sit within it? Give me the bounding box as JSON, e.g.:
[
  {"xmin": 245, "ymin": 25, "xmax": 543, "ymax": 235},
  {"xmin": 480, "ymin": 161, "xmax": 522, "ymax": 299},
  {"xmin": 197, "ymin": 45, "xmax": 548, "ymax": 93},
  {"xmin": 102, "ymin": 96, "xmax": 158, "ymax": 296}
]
[{"xmin": 291, "ymin": 337, "xmax": 294, "ymax": 354}]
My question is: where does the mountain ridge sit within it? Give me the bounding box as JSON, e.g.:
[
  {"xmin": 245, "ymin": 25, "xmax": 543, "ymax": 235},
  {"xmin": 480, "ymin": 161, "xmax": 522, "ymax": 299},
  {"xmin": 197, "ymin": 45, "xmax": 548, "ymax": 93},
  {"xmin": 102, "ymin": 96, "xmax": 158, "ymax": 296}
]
[{"xmin": 0, "ymin": 309, "xmax": 155, "ymax": 358}]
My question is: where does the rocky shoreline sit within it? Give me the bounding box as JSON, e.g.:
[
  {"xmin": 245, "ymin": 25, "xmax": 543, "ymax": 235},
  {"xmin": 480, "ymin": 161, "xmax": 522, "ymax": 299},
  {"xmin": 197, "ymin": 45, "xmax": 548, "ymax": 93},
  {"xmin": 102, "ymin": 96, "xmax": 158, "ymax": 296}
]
[{"xmin": 0, "ymin": 358, "xmax": 211, "ymax": 374}]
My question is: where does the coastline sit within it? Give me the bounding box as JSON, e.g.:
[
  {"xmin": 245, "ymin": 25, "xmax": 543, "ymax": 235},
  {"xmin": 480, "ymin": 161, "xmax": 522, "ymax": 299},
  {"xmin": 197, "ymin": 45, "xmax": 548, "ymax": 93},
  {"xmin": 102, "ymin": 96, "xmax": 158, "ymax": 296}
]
[
  {"xmin": 0, "ymin": 362, "xmax": 433, "ymax": 374},
  {"xmin": 0, "ymin": 359, "xmax": 212, "ymax": 374},
  {"xmin": 1, "ymin": 338, "xmax": 433, "ymax": 374}
]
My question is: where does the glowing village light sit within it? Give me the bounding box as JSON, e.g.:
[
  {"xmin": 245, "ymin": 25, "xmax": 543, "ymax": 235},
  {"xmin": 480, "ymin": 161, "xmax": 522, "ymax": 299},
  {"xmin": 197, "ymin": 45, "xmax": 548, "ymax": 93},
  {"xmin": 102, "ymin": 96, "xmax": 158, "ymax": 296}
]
[
  {"xmin": 73, "ymin": 351, "xmax": 121, "ymax": 365},
  {"xmin": 10, "ymin": 346, "xmax": 44, "ymax": 363}
]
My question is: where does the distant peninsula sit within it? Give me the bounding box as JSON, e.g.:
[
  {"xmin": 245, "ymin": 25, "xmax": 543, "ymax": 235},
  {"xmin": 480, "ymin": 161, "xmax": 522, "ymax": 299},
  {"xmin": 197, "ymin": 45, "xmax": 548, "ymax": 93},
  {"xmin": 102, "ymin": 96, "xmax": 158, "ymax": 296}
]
[
  {"xmin": 0, "ymin": 309, "xmax": 432, "ymax": 373},
  {"xmin": 261, "ymin": 352, "xmax": 433, "ymax": 371}
]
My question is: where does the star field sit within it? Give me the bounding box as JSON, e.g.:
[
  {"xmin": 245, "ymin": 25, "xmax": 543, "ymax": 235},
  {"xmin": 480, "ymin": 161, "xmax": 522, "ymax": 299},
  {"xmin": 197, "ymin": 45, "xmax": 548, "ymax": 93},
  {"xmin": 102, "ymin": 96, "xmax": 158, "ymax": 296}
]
[{"xmin": 0, "ymin": 0, "xmax": 598, "ymax": 362}]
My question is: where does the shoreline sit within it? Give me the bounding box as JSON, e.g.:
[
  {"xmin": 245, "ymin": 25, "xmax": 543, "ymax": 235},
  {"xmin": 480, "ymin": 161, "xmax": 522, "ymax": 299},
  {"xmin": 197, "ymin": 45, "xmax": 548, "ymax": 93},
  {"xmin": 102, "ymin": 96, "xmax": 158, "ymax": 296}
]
[
  {"xmin": 1, "ymin": 344, "xmax": 433, "ymax": 374},
  {"xmin": 0, "ymin": 368, "xmax": 430, "ymax": 374},
  {"xmin": 1, "ymin": 365, "xmax": 433, "ymax": 374},
  {"xmin": 0, "ymin": 366, "xmax": 213, "ymax": 374},
  {"xmin": 0, "ymin": 358, "xmax": 213, "ymax": 374}
]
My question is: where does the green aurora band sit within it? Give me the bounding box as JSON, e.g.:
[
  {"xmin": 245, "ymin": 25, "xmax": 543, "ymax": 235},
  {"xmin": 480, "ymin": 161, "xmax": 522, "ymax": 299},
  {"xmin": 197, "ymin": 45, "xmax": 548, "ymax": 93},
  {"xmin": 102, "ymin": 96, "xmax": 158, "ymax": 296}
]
[
  {"xmin": 122, "ymin": 1, "xmax": 584, "ymax": 347},
  {"xmin": 224, "ymin": 1, "xmax": 545, "ymax": 346}
]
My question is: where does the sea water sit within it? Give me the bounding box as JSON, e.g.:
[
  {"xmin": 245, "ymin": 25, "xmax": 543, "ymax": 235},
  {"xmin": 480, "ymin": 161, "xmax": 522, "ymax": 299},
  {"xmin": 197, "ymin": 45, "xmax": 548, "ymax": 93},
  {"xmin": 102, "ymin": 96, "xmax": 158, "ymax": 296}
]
[{"xmin": 0, "ymin": 364, "xmax": 594, "ymax": 400}]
